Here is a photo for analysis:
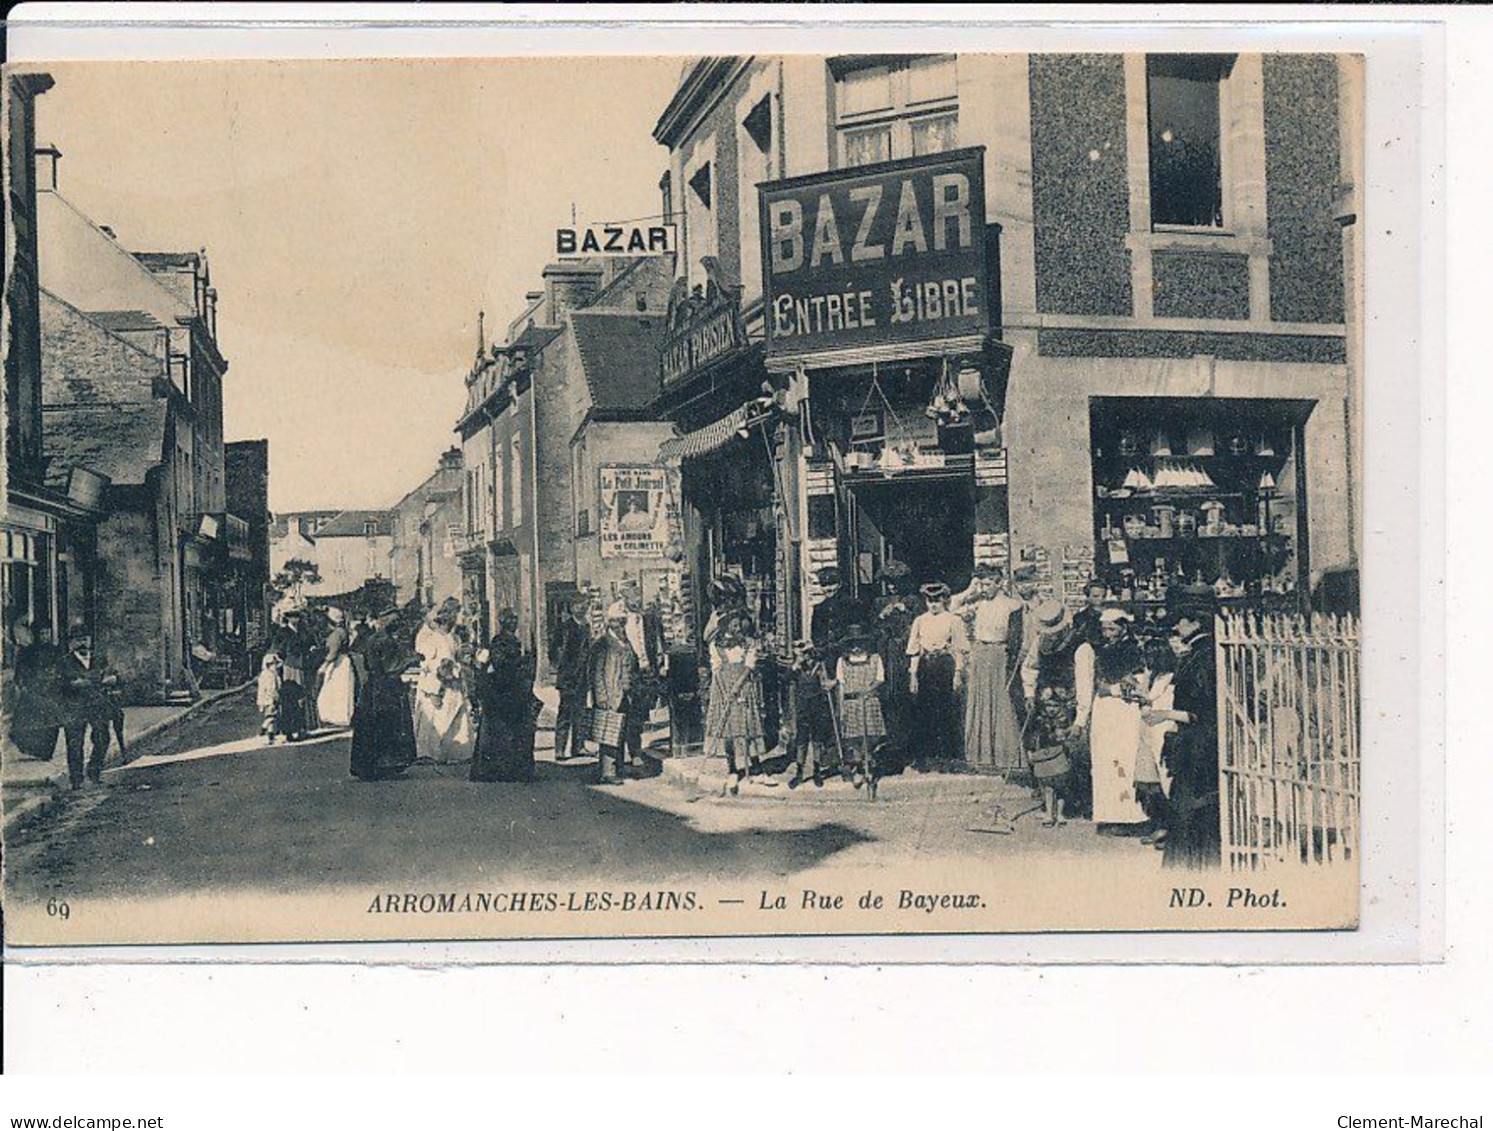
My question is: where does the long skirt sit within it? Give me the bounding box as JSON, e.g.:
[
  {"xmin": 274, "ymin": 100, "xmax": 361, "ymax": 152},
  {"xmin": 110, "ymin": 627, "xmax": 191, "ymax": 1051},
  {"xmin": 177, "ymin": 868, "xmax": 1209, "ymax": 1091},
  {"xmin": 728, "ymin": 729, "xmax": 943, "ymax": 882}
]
[
  {"xmin": 414, "ymin": 685, "xmax": 475, "ymax": 763},
  {"xmin": 349, "ymin": 676, "xmax": 417, "ymax": 780},
  {"xmin": 913, "ymin": 652, "xmax": 962, "ymax": 763},
  {"xmin": 1162, "ymin": 730, "xmax": 1221, "ymax": 870},
  {"xmin": 840, "ymin": 691, "xmax": 885, "ymax": 742},
  {"xmin": 704, "ymin": 665, "xmax": 765, "ymax": 757},
  {"xmin": 963, "ymin": 642, "xmax": 1023, "ymax": 772},
  {"xmin": 470, "ymin": 706, "xmax": 537, "ymax": 783},
  {"xmin": 1164, "ymin": 775, "xmax": 1221, "ymax": 870},
  {"xmin": 316, "ymin": 654, "xmax": 357, "ymax": 728},
  {"xmin": 1089, "ymin": 694, "xmax": 1148, "ymax": 825},
  {"xmin": 1135, "ymin": 680, "xmax": 1175, "ymax": 796}
]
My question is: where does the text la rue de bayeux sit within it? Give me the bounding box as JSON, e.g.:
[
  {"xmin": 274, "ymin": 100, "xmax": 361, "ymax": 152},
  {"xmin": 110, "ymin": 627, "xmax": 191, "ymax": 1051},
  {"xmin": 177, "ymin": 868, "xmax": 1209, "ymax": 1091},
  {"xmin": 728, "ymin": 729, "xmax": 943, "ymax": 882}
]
[{"xmin": 363, "ymin": 887, "xmax": 985, "ymax": 916}]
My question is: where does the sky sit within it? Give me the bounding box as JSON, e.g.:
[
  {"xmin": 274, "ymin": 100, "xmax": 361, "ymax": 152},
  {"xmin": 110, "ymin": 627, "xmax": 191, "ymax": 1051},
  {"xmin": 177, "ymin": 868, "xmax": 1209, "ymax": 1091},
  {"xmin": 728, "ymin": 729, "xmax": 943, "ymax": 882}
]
[{"xmin": 33, "ymin": 58, "xmax": 684, "ymax": 512}]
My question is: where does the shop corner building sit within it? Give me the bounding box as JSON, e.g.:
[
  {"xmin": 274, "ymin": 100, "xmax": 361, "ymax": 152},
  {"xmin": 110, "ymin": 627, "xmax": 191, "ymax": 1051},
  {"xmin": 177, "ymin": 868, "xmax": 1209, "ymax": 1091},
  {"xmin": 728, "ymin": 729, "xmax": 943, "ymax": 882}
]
[{"xmin": 649, "ymin": 52, "xmax": 1360, "ymax": 642}]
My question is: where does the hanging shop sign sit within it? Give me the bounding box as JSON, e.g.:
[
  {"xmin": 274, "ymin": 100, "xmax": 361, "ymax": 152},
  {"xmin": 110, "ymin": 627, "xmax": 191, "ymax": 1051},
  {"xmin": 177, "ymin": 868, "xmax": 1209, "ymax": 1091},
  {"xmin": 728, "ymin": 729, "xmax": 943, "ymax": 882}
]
[
  {"xmin": 660, "ymin": 281, "xmax": 748, "ymax": 389},
  {"xmin": 599, "ymin": 465, "xmax": 678, "ymax": 559},
  {"xmin": 759, "ymin": 147, "xmax": 989, "ymax": 364}
]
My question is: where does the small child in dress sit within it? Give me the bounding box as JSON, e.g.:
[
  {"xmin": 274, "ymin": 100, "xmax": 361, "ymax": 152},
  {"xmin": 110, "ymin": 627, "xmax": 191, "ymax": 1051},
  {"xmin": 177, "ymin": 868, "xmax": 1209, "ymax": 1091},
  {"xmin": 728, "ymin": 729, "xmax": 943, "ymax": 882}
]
[
  {"xmin": 835, "ymin": 626, "xmax": 886, "ymax": 792},
  {"xmin": 257, "ymin": 653, "xmax": 284, "ymax": 743}
]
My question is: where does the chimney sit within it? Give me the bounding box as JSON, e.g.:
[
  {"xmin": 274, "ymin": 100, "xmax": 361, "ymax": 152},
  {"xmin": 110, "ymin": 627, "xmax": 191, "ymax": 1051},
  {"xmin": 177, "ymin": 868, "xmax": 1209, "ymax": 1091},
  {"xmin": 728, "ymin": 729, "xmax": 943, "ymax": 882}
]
[
  {"xmin": 34, "ymin": 144, "xmax": 61, "ymax": 192},
  {"xmin": 439, "ymin": 447, "xmax": 463, "ymax": 472},
  {"xmin": 98, "ymin": 226, "xmax": 117, "ymax": 240},
  {"xmin": 541, "ymin": 261, "xmax": 603, "ymax": 326}
]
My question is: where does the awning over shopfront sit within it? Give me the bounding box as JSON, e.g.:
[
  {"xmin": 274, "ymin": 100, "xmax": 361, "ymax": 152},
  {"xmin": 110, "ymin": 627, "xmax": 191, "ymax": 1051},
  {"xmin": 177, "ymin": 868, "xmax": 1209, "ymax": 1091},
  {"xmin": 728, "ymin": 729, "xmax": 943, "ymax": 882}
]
[{"xmin": 657, "ymin": 405, "xmax": 761, "ymax": 464}]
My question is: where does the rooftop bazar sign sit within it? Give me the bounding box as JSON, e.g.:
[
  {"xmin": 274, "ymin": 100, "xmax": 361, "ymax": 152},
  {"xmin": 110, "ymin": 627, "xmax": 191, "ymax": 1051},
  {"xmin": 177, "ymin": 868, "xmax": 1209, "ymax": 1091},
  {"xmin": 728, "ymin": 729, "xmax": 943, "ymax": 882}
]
[{"xmin": 758, "ymin": 148, "xmax": 990, "ymax": 364}]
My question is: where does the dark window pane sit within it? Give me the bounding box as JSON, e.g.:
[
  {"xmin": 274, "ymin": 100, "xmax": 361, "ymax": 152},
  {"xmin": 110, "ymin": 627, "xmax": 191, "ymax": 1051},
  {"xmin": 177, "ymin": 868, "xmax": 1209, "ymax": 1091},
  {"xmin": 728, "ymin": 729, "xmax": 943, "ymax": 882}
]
[{"xmin": 1147, "ymin": 55, "xmax": 1225, "ymax": 228}]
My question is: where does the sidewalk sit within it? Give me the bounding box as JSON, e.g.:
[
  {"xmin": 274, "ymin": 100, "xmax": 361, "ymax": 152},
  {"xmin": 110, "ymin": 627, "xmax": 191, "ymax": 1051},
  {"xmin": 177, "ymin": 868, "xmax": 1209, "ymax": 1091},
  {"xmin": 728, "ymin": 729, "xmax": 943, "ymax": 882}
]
[
  {"xmin": 1, "ymin": 682, "xmax": 253, "ymax": 834},
  {"xmin": 529, "ymin": 682, "xmax": 1032, "ymax": 807}
]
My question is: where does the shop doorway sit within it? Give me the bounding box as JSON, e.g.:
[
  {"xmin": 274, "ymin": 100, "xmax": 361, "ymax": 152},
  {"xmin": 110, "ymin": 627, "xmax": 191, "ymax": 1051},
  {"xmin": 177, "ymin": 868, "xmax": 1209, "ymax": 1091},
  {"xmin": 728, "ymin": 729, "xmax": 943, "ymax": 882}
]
[{"xmin": 848, "ymin": 475, "xmax": 975, "ymax": 593}]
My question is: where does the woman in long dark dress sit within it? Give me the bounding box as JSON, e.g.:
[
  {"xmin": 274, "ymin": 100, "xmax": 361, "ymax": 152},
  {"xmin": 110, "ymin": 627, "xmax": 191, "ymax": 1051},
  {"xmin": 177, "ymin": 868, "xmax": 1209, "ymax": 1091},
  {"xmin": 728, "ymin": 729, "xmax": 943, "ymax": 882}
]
[
  {"xmin": 1154, "ymin": 586, "xmax": 1221, "ymax": 870},
  {"xmin": 470, "ymin": 609, "xmax": 541, "ymax": 783},
  {"xmin": 348, "ymin": 608, "xmax": 417, "ymax": 781}
]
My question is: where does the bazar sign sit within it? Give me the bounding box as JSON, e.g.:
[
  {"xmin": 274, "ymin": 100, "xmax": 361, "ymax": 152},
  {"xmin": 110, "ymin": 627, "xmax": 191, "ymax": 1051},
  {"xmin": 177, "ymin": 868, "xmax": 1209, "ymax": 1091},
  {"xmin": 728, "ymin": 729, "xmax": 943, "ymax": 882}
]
[
  {"xmin": 660, "ymin": 295, "xmax": 746, "ymax": 387},
  {"xmin": 759, "ymin": 148, "xmax": 989, "ymax": 358},
  {"xmin": 556, "ymin": 222, "xmax": 677, "ymax": 257}
]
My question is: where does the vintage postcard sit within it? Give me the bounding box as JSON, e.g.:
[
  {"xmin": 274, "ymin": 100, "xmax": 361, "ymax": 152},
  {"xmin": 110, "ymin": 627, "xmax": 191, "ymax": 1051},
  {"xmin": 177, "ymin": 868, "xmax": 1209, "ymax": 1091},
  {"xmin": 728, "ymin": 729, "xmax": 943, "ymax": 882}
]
[{"xmin": 1, "ymin": 49, "xmax": 1368, "ymax": 947}]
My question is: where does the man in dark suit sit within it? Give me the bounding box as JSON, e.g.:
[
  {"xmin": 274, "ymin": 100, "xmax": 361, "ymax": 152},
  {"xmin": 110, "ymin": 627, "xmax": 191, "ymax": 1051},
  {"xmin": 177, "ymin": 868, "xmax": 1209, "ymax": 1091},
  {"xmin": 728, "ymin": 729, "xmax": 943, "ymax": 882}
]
[
  {"xmin": 552, "ymin": 597, "xmax": 592, "ymax": 762},
  {"xmin": 809, "ymin": 567, "xmax": 865, "ymax": 660}
]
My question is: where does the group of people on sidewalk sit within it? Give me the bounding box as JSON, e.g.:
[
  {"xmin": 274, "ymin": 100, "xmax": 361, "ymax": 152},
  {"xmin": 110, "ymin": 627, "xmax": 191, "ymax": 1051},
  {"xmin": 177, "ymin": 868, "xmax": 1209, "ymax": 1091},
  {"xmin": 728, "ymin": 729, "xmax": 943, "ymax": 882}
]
[
  {"xmin": 679, "ymin": 562, "xmax": 1221, "ymax": 868},
  {"xmin": 4, "ymin": 621, "xmax": 126, "ymax": 790},
  {"xmin": 552, "ymin": 585, "xmax": 667, "ymax": 785}
]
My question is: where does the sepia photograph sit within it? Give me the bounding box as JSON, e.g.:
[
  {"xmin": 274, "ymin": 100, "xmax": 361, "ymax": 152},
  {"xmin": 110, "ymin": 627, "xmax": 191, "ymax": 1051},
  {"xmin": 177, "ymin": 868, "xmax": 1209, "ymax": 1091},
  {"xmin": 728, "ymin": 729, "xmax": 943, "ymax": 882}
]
[{"xmin": 0, "ymin": 47, "xmax": 1367, "ymax": 946}]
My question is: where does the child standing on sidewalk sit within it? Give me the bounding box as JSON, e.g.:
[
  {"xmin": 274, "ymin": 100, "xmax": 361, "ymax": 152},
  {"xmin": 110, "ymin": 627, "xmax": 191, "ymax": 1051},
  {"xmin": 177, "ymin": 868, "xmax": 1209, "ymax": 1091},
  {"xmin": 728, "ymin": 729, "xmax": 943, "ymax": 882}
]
[
  {"xmin": 258, "ymin": 654, "xmax": 285, "ymax": 743},
  {"xmin": 835, "ymin": 626, "xmax": 886, "ymax": 791}
]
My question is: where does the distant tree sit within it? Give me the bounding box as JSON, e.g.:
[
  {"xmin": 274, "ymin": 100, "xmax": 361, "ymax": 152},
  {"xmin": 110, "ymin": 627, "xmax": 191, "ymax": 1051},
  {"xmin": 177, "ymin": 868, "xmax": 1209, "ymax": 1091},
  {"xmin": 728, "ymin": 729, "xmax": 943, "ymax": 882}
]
[{"xmin": 272, "ymin": 558, "xmax": 321, "ymax": 605}]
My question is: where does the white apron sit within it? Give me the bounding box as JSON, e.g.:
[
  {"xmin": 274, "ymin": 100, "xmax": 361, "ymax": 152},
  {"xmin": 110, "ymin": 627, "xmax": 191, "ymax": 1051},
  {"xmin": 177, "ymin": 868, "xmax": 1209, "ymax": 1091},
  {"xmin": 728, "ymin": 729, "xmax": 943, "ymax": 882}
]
[
  {"xmin": 1135, "ymin": 672, "xmax": 1177, "ymax": 797},
  {"xmin": 1089, "ymin": 693, "xmax": 1148, "ymax": 824},
  {"xmin": 316, "ymin": 653, "xmax": 357, "ymax": 728},
  {"xmin": 413, "ymin": 625, "xmax": 474, "ymax": 763}
]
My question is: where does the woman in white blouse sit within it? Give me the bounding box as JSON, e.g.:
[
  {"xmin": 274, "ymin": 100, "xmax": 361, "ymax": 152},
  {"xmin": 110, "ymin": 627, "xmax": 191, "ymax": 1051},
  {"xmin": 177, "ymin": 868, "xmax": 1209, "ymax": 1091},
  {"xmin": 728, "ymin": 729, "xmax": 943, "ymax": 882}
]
[
  {"xmin": 905, "ymin": 582, "xmax": 969, "ymax": 768},
  {"xmin": 951, "ymin": 566, "xmax": 1025, "ymax": 773}
]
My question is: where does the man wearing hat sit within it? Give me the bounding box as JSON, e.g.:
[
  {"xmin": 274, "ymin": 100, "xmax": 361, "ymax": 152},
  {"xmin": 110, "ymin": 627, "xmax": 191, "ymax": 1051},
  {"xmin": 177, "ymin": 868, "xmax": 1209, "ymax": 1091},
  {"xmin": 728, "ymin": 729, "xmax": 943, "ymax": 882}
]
[
  {"xmin": 588, "ymin": 602, "xmax": 640, "ymax": 784},
  {"xmin": 905, "ymin": 581, "xmax": 968, "ymax": 767},
  {"xmin": 1147, "ymin": 584, "xmax": 1221, "ymax": 869},
  {"xmin": 552, "ymin": 596, "xmax": 593, "ymax": 762},
  {"xmin": 1021, "ymin": 600, "xmax": 1094, "ymax": 826},
  {"xmin": 809, "ymin": 566, "xmax": 867, "ymax": 660}
]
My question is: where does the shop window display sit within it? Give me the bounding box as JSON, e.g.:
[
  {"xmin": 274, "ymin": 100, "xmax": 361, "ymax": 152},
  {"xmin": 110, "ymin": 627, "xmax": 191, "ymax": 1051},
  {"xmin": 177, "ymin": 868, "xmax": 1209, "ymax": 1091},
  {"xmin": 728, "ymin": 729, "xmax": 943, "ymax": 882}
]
[{"xmin": 1089, "ymin": 397, "xmax": 1311, "ymax": 627}]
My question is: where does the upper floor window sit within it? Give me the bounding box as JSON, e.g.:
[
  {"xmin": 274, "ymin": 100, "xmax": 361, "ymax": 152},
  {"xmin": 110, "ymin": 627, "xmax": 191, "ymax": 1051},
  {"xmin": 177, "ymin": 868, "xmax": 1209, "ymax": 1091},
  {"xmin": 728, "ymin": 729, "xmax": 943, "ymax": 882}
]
[
  {"xmin": 363, "ymin": 519, "xmax": 378, "ymax": 538},
  {"xmin": 833, "ymin": 55, "xmax": 958, "ymax": 169},
  {"xmin": 1146, "ymin": 54, "xmax": 1233, "ymax": 229}
]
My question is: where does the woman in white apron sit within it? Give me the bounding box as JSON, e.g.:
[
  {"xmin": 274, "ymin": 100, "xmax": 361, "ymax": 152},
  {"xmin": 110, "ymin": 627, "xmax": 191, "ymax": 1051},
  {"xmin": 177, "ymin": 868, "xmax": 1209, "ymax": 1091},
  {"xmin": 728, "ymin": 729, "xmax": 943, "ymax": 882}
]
[
  {"xmin": 315, "ymin": 608, "xmax": 357, "ymax": 728},
  {"xmin": 413, "ymin": 599, "xmax": 474, "ymax": 764},
  {"xmin": 1086, "ymin": 609, "xmax": 1150, "ymax": 832},
  {"xmin": 1134, "ymin": 640, "xmax": 1179, "ymax": 847}
]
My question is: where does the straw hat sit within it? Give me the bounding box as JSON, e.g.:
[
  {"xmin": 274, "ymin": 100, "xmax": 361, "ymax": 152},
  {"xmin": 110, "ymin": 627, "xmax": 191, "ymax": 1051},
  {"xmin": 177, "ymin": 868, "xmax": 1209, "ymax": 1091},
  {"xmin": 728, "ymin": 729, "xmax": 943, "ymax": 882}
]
[{"xmin": 1034, "ymin": 600, "xmax": 1070, "ymax": 631}]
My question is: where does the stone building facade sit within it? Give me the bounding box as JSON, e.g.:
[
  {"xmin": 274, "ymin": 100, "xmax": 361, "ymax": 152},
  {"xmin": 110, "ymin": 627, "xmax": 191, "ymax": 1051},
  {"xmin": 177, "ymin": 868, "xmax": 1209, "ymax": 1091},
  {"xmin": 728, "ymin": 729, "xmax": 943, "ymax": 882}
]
[
  {"xmin": 32, "ymin": 148, "xmax": 232, "ymax": 700},
  {"xmin": 650, "ymin": 53, "xmax": 1360, "ymax": 645},
  {"xmin": 389, "ymin": 447, "xmax": 464, "ymax": 610},
  {"xmin": 456, "ymin": 256, "xmax": 676, "ymax": 667}
]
